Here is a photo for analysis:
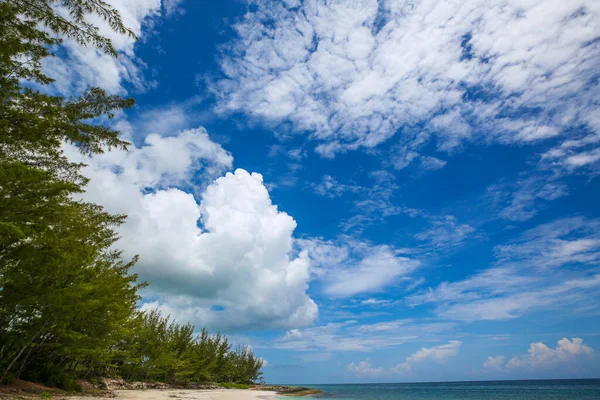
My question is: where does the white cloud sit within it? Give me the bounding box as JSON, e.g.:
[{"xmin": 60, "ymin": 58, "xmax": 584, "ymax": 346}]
[
  {"xmin": 400, "ymin": 340, "xmax": 463, "ymax": 371},
  {"xmin": 213, "ymin": 0, "xmax": 600, "ymax": 167},
  {"xmin": 347, "ymin": 360, "xmax": 385, "ymax": 378},
  {"xmin": 507, "ymin": 338, "xmax": 594, "ymax": 370},
  {"xmin": 335, "ymin": 172, "xmax": 405, "ymax": 233},
  {"xmin": 484, "ymin": 338, "xmax": 595, "ymax": 372},
  {"xmin": 275, "ymin": 319, "xmax": 454, "ymax": 353},
  {"xmin": 66, "ymin": 128, "xmax": 318, "ymax": 331},
  {"xmin": 482, "ymin": 355, "xmax": 505, "ymax": 370},
  {"xmin": 347, "ymin": 340, "xmax": 462, "ymax": 378},
  {"xmin": 408, "ymin": 218, "xmax": 600, "ymax": 321},
  {"xmin": 494, "ymin": 217, "xmax": 600, "ymax": 269},
  {"xmin": 298, "ymin": 238, "xmax": 420, "ymax": 297},
  {"xmin": 162, "ymin": 0, "xmax": 186, "ymax": 17},
  {"xmin": 542, "ymin": 135, "xmax": 600, "ymax": 174},
  {"xmin": 361, "ymin": 298, "xmax": 391, "ymax": 306},
  {"xmin": 311, "ymin": 175, "xmax": 361, "ymax": 198},
  {"xmin": 487, "ymin": 175, "xmax": 569, "ymax": 221},
  {"xmin": 44, "ymin": 0, "xmax": 170, "ymax": 95},
  {"xmin": 419, "ymin": 156, "xmax": 447, "ymax": 171},
  {"xmin": 435, "ymin": 275, "xmax": 600, "ymax": 321},
  {"xmin": 414, "ymin": 215, "xmax": 476, "ymax": 249}
]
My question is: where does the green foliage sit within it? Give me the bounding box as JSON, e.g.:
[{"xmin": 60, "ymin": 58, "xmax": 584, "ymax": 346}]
[
  {"xmin": 114, "ymin": 311, "xmax": 263, "ymax": 385},
  {"xmin": 222, "ymin": 383, "xmax": 250, "ymax": 389},
  {"xmin": 46, "ymin": 372, "xmax": 82, "ymax": 392},
  {"xmin": 0, "ymin": 0, "xmax": 265, "ymax": 390}
]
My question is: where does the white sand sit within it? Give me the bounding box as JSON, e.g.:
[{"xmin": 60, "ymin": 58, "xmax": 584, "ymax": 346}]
[{"xmin": 109, "ymin": 389, "xmax": 278, "ymax": 400}]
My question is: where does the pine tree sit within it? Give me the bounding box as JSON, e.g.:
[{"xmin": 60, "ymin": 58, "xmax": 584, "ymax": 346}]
[
  {"xmin": 0, "ymin": 0, "xmax": 139, "ymax": 385},
  {"xmin": 0, "ymin": 0, "xmax": 265, "ymax": 388}
]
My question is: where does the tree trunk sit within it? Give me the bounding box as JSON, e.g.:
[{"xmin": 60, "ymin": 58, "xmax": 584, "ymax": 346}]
[
  {"xmin": 15, "ymin": 345, "xmax": 36, "ymax": 379},
  {"xmin": 0, "ymin": 345, "xmax": 27, "ymax": 384}
]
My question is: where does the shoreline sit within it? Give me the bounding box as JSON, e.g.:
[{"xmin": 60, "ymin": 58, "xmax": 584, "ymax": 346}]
[
  {"xmin": 45, "ymin": 389, "xmax": 280, "ymax": 400},
  {"xmin": 0, "ymin": 380, "xmax": 323, "ymax": 400},
  {"xmin": 111, "ymin": 389, "xmax": 279, "ymax": 400}
]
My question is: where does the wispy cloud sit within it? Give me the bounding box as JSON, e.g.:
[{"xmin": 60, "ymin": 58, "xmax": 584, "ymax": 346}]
[
  {"xmin": 408, "ymin": 217, "xmax": 600, "ymax": 321},
  {"xmin": 273, "ymin": 319, "xmax": 456, "ymax": 353},
  {"xmin": 414, "ymin": 215, "xmax": 476, "ymax": 249},
  {"xmin": 212, "ymin": 0, "xmax": 600, "ymax": 173},
  {"xmin": 298, "ymin": 237, "xmax": 420, "ymax": 297},
  {"xmin": 310, "ymin": 175, "xmax": 361, "ymax": 198},
  {"xmin": 486, "ymin": 175, "xmax": 569, "ymax": 221},
  {"xmin": 44, "ymin": 0, "xmax": 172, "ymax": 95},
  {"xmin": 494, "ymin": 217, "xmax": 600, "ymax": 269}
]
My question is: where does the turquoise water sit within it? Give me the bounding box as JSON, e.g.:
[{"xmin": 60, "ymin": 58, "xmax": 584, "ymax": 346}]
[{"xmin": 282, "ymin": 380, "xmax": 600, "ymax": 400}]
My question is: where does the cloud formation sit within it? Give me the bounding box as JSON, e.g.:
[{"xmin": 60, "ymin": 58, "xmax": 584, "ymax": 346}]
[
  {"xmin": 214, "ymin": 0, "xmax": 600, "ymax": 170},
  {"xmin": 486, "ymin": 175, "xmax": 569, "ymax": 221},
  {"xmin": 347, "ymin": 360, "xmax": 385, "ymax": 378},
  {"xmin": 275, "ymin": 319, "xmax": 455, "ymax": 353},
  {"xmin": 66, "ymin": 129, "xmax": 318, "ymax": 331},
  {"xmin": 484, "ymin": 338, "xmax": 595, "ymax": 373},
  {"xmin": 298, "ymin": 238, "xmax": 420, "ymax": 297},
  {"xmin": 44, "ymin": 0, "xmax": 176, "ymax": 95},
  {"xmin": 408, "ymin": 218, "xmax": 600, "ymax": 321},
  {"xmin": 347, "ymin": 340, "xmax": 462, "ymax": 377}
]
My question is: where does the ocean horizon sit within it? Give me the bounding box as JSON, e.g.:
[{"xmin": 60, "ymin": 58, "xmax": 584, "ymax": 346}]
[{"xmin": 279, "ymin": 379, "xmax": 600, "ymax": 400}]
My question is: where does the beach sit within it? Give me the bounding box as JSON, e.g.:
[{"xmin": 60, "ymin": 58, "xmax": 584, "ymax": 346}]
[{"xmin": 71, "ymin": 389, "xmax": 278, "ymax": 400}]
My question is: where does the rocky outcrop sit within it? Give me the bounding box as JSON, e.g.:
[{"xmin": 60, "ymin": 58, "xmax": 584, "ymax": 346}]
[
  {"xmin": 251, "ymin": 385, "xmax": 322, "ymax": 396},
  {"xmin": 184, "ymin": 383, "xmax": 224, "ymax": 390},
  {"xmin": 102, "ymin": 379, "xmax": 170, "ymax": 390}
]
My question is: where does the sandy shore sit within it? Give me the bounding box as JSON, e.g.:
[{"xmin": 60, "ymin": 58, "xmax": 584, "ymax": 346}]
[{"xmin": 105, "ymin": 389, "xmax": 278, "ymax": 400}]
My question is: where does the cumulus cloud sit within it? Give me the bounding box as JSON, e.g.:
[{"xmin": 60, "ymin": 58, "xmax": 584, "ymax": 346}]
[
  {"xmin": 213, "ymin": 0, "xmax": 600, "ymax": 169},
  {"xmin": 506, "ymin": 338, "xmax": 594, "ymax": 370},
  {"xmin": 484, "ymin": 338, "xmax": 595, "ymax": 373},
  {"xmin": 347, "ymin": 360, "xmax": 385, "ymax": 378},
  {"xmin": 298, "ymin": 238, "xmax": 420, "ymax": 297},
  {"xmin": 482, "ymin": 355, "xmax": 505, "ymax": 370},
  {"xmin": 66, "ymin": 129, "xmax": 318, "ymax": 331},
  {"xmin": 347, "ymin": 341, "xmax": 462, "ymax": 377}
]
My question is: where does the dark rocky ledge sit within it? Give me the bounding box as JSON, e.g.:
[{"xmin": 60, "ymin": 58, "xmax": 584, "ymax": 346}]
[{"xmin": 252, "ymin": 385, "xmax": 323, "ymax": 396}]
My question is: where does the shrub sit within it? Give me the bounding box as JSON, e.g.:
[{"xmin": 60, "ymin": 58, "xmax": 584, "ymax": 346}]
[
  {"xmin": 222, "ymin": 383, "xmax": 249, "ymax": 389},
  {"xmin": 46, "ymin": 372, "xmax": 82, "ymax": 392}
]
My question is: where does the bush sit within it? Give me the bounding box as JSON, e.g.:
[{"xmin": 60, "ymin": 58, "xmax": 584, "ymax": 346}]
[
  {"xmin": 46, "ymin": 372, "xmax": 82, "ymax": 392},
  {"xmin": 222, "ymin": 383, "xmax": 249, "ymax": 389}
]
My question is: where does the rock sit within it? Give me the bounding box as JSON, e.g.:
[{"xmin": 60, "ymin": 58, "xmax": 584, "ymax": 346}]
[{"xmin": 251, "ymin": 385, "xmax": 323, "ymax": 396}]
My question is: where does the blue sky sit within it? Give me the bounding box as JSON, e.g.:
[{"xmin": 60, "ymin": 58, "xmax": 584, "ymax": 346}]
[{"xmin": 52, "ymin": 0, "xmax": 600, "ymax": 384}]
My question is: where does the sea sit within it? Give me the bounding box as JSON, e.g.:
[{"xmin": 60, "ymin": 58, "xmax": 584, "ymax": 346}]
[{"xmin": 281, "ymin": 380, "xmax": 600, "ymax": 400}]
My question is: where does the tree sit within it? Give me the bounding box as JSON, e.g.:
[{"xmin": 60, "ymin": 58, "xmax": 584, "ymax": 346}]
[
  {"xmin": 0, "ymin": 0, "xmax": 266, "ymax": 388},
  {"xmin": 0, "ymin": 0, "xmax": 139, "ymax": 385}
]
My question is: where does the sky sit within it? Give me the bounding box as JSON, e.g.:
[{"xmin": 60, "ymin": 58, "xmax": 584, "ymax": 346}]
[{"xmin": 48, "ymin": 0, "xmax": 600, "ymax": 384}]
